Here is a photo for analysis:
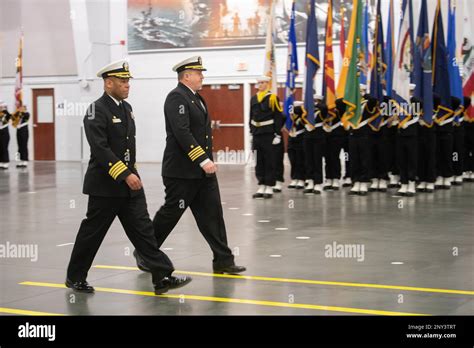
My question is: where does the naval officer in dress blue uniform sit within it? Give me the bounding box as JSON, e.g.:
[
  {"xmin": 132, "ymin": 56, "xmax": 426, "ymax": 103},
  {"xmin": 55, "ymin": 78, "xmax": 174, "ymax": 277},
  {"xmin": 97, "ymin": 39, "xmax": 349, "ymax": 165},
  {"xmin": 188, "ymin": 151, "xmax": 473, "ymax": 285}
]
[
  {"xmin": 66, "ymin": 59, "xmax": 191, "ymax": 294},
  {"xmin": 134, "ymin": 56, "xmax": 246, "ymax": 275}
]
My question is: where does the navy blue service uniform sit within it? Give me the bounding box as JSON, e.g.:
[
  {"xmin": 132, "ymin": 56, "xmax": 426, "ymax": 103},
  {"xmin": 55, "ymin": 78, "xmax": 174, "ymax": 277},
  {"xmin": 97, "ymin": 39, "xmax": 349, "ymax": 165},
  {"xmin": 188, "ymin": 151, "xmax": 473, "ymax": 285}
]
[
  {"xmin": 67, "ymin": 93, "xmax": 175, "ymax": 286},
  {"xmin": 250, "ymin": 90, "xmax": 283, "ymax": 188},
  {"xmin": 14, "ymin": 110, "xmax": 30, "ymax": 162},
  {"xmin": 153, "ymin": 82, "xmax": 236, "ymax": 270},
  {"xmin": 287, "ymin": 105, "xmax": 306, "ymax": 183},
  {"xmin": 0, "ymin": 108, "xmax": 11, "ymax": 165}
]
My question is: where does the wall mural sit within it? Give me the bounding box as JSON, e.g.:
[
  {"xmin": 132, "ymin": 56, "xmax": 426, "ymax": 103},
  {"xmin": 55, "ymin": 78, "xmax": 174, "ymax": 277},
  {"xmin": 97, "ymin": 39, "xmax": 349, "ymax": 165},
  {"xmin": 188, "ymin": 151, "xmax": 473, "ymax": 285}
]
[{"xmin": 127, "ymin": 0, "xmax": 353, "ymax": 51}]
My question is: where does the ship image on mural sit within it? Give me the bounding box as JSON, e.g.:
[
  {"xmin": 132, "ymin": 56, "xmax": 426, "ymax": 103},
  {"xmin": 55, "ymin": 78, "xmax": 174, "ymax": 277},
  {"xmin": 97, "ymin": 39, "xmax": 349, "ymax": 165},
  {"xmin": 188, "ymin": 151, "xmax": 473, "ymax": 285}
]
[{"xmin": 128, "ymin": 0, "xmax": 353, "ymax": 51}]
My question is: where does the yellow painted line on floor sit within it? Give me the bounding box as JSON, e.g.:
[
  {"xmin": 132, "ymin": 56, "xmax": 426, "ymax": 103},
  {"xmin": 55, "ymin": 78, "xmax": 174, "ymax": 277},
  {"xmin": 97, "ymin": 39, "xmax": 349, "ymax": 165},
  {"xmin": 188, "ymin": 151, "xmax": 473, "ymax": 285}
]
[
  {"xmin": 19, "ymin": 281, "xmax": 427, "ymax": 316},
  {"xmin": 0, "ymin": 307, "xmax": 64, "ymax": 316},
  {"xmin": 93, "ymin": 265, "xmax": 474, "ymax": 296}
]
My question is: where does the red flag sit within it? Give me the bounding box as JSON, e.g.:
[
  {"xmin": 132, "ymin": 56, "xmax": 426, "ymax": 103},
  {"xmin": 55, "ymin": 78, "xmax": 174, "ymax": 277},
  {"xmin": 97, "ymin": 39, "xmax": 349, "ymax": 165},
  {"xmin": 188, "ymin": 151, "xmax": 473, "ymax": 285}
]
[
  {"xmin": 340, "ymin": 4, "xmax": 346, "ymax": 58},
  {"xmin": 324, "ymin": 0, "xmax": 336, "ymax": 110},
  {"xmin": 15, "ymin": 31, "xmax": 24, "ymax": 111}
]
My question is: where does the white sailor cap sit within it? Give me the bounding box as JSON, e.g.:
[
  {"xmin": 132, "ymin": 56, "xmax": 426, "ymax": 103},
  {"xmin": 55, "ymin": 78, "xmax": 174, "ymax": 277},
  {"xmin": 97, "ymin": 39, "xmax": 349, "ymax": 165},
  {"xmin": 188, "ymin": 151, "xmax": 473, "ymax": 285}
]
[
  {"xmin": 256, "ymin": 75, "xmax": 271, "ymax": 82},
  {"xmin": 172, "ymin": 56, "xmax": 207, "ymax": 73},
  {"xmin": 313, "ymin": 94, "xmax": 324, "ymax": 100},
  {"xmin": 409, "ymin": 83, "xmax": 416, "ymax": 91},
  {"xmin": 96, "ymin": 59, "xmax": 132, "ymax": 79},
  {"xmin": 294, "ymin": 101, "xmax": 304, "ymax": 107},
  {"xmin": 359, "ymin": 83, "xmax": 367, "ymax": 90}
]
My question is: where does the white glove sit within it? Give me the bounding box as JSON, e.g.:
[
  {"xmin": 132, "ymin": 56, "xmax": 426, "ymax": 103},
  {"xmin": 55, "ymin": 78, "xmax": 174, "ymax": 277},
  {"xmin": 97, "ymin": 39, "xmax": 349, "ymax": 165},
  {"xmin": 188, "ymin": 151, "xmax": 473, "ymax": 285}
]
[
  {"xmin": 305, "ymin": 124, "xmax": 314, "ymax": 132},
  {"xmin": 272, "ymin": 135, "xmax": 281, "ymax": 145}
]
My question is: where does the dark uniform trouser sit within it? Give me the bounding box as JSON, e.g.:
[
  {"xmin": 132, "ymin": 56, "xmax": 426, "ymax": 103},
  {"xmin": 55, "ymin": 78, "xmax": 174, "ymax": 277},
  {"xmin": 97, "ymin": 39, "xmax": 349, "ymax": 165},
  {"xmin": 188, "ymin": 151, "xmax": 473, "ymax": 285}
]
[
  {"xmin": 417, "ymin": 127, "xmax": 437, "ymax": 183},
  {"xmin": 452, "ymin": 126, "xmax": 464, "ymax": 176},
  {"xmin": 326, "ymin": 135, "xmax": 344, "ymax": 180},
  {"xmin": 349, "ymin": 135, "xmax": 370, "ymax": 182},
  {"xmin": 67, "ymin": 192, "xmax": 174, "ymax": 283},
  {"xmin": 0, "ymin": 129, "xmax": 10, "ymax": 162},
  {"xmin": 303, "ymin": 136, "xmax": 326, "ymax": 184},
  {"xmin": 368, "ymin": 132, "xmax": 388, "ymax": 180},
  {"xmin": 436, "ymin": 132, "xmax": 454, "ymax": 178},
  {"xmin": 253, "ymin": 133, "xmax": 276, "ymax": 187},
  {"xmin": 341, "ymin": 134, "xmax": 351, "ymax": 178},
  {"xmin": 17, "ymin": 127, "xmax": 29, "ymax": 161},
  {"xmin": 152, "ymin": 176, "xmax": 234, "ymax": 269},
  {"xmin": 274, "ymin": 141, "xmax": 284, "ymax": 182},
  {"xmin": 397, "ymin": 136, "xmax": 418, "ymax": 184},
  {"xmin": 287, "ymin": 137, "xmax": 305, "ymax": 180},
  {"xmin": 465, "ymin": 124, "xmax": 474, "ymax": 172},
  {"xmin": 386, "ymin": 126, "xmax": 399, "ymax": 175}
]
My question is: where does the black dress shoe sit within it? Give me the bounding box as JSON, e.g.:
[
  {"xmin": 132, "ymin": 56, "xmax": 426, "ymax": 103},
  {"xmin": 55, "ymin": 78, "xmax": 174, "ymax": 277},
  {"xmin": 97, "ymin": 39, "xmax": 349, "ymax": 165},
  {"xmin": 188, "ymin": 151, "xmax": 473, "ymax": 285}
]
[
  {"xmin": 252, "ymin": 193, "xmax": 264, "ymax": 199},
  {"xmin": 65, "ymin": 279, "xmax": 94, "ymax": 293},
  {"xmin": 133, "ymin": 250, "xmax": 151, "ymax": 273},
  {"xmin": 213, "ymin": 265, "xmax": 246, "ymax": 274},
  {"xmin": 154, "ymin": 275, "xmax": 192, "ymax": 294}
]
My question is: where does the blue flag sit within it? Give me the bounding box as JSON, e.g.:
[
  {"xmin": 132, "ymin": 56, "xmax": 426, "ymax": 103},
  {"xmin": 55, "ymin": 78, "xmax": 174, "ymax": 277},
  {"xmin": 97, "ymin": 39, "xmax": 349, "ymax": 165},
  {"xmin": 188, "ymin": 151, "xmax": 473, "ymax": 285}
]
[
  {"xmin": 368, "ymin": 0, "xmax": 385, "ymax": 130},
  {"xmin": 385, "ymin": 0, "xmax": 394, "ymax": 97},
  {"xmin": 284, "ymin": 0, "xmax": 300, "ymax": 129},
  {"xmin": 447, "ymin": 0, "xmax": 463, "ymax": 101},
  {"xmin": 432, "ymin": 0, "xmax": 453, "ymax": 121},
  {"xmin": 360, "ymin": 0, "xmax": 369, "ymax": 85},
  {"xmin": 369, "ymin": 0, "xmax": 384, "ymax": 101},
  {"xmin": 413, "ymin": 0, "xmax": 433, "ymax": 125}
]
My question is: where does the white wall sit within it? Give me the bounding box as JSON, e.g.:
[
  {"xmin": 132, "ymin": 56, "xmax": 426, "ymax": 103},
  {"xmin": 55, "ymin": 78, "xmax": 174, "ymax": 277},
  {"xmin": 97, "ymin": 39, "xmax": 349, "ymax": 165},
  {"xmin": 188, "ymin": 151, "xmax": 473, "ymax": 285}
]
[{"xmin": 1, "ymin": 0, "xmax": 471, "ymax": 163}]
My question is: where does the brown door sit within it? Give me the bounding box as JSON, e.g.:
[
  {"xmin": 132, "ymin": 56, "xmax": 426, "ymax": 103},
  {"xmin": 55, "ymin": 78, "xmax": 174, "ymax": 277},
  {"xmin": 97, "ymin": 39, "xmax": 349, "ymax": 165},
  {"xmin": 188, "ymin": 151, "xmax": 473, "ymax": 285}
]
[
  {"xmin": 199, "ymin": 84, "xmax": 244, "ymax": 152},
  {"xmin": 32, "ymin": 88, "xmax": 55, "ymax": 160}
]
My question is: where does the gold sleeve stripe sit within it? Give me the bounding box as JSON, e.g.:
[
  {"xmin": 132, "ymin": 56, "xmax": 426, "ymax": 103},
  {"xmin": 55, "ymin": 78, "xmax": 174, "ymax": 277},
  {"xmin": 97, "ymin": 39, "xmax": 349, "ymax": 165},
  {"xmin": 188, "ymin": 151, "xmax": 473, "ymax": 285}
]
[
  {"xmin": 110, "ymin": 165, "xmax": 128, "ymax": 180},
  {"xmin": 190, "ymin": 149, "xmax": 206, "ymax": 161},
  {"xmin": 109, "ymin": 161, "xmax": 124, "ymax": 176},
  {"xmin": 188, "ymin": 146, "xmax": 204, "ymax": 157},
  {"xmin": 109, "ymin": 161, "xmax": 128, "ymax": 179},
  {"xmin": 110, "ymin": 163, "xmax": 128, "ymax": 179}
]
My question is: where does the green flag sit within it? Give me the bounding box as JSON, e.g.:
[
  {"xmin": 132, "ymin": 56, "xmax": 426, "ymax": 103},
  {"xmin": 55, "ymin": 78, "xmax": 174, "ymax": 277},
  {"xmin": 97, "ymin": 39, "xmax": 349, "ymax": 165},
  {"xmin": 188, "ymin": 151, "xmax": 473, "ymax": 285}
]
[{"xmin": 342, "ymin": 0, "xmax": 363, "ymax": 128}]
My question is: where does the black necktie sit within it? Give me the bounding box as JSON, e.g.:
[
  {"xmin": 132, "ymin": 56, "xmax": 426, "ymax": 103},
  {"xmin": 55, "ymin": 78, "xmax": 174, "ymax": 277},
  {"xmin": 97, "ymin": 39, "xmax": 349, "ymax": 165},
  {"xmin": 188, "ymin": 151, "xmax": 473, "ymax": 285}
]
[{"xmin": 119, "ymin": 102, "xmax": 128, "ymax": 128}]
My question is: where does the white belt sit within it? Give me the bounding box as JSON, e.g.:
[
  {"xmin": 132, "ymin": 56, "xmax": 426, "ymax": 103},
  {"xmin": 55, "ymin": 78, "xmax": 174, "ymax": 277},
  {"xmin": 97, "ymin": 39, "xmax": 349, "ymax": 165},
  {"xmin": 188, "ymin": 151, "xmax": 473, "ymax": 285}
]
[
  {"xmin": 404, "ymin": 116, "xmax": 419, "ymax": 128},
  {"xmin": 439, "ymin": 117, "xmax": 455, "ymax": 126},
  {"xmin": 251, "ymin": 119, "xmax": 274, "ymax": 127},
  {"xmin": 17, "ymin": 123, "xmax": 28, "ymax": 129},
  {"xmin": 357, "ymin": 119, "xmax": 369, "ymax": 128},
  {"xmin": 0, "ymin": 124, "xmax": 8, "ymax": 130},
  {"xmin": 289, "ymin": 129, "xmax": 305, "ymax": 137},
  {"xmin": 325, "ymin": 121, "xmax": 341, "ymax": 132}
]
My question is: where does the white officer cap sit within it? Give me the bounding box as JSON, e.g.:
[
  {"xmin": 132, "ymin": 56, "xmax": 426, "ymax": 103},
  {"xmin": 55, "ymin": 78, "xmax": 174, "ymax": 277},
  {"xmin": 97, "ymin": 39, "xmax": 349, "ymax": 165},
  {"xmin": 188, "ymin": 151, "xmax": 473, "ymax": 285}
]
[
  {"xmin": 313, "ymin": 94, "xmax": 323, "ymax": 101},
  {"xmin": 409, "ymin": 83, "xmax": 416, "ymax": 91},
  {"xmin": 294, "ymin": 101, "xmax": 304, "ymax": 107},
  {"xmin": 172, "ymin": 56, "xmax": 207, "ymax": 73},
  {"xmin": 96, "ymin": 59, "xmax": 133, "ymax": 79},
  {"xmin": 256, "ymin": 75, "xmax": 271, "ymax": 82}
]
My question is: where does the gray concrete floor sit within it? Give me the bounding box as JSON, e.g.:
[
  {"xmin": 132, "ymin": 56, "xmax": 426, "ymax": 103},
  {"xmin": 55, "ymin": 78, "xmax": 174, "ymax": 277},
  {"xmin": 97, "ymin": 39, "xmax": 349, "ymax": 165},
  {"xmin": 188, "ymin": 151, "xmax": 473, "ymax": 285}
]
[{"xmin": 0, "ymin": 161, "xmax": 473, "ymax": 316}]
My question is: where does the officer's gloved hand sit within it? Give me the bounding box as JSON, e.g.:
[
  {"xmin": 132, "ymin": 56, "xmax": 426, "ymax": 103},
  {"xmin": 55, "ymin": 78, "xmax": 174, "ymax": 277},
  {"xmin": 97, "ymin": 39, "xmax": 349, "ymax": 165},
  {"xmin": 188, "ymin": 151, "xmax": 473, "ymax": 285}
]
[
  {"xmin": 304, "ymin": 124, "xmax": 314, "ymax": 132},
  {"xmin": 272, "ymin": 134, "xmax": 281, "ymax": 145}
]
